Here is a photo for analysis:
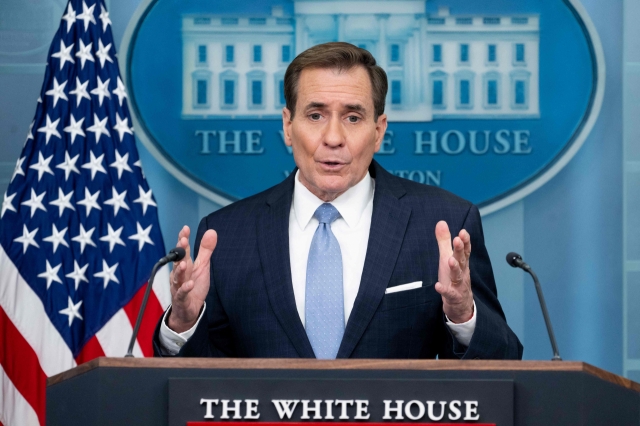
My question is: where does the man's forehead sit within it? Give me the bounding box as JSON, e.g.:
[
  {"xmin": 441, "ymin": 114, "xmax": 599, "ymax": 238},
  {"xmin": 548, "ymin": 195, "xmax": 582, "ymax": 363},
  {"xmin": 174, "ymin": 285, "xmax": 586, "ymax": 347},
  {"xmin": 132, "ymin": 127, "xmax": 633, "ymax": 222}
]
[{"xmin": 297, "ymin": 66, "xmax": 373, "ymax": 107}]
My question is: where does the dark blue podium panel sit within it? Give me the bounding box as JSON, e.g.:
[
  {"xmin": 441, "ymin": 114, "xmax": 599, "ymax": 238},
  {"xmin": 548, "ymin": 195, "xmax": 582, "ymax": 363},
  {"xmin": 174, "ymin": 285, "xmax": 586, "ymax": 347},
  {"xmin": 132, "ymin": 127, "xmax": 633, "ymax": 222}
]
[{"xmin": 168, "ymin": 377, "xmax": 514, "ymax": 426}]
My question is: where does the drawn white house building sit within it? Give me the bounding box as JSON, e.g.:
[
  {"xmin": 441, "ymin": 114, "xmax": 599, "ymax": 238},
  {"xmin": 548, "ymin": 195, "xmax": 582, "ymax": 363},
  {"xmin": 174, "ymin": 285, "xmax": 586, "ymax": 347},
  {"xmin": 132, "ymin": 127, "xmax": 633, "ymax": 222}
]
[{"xmin": 181, "ymin": 0, "xmax": 539, "ymax": 121}]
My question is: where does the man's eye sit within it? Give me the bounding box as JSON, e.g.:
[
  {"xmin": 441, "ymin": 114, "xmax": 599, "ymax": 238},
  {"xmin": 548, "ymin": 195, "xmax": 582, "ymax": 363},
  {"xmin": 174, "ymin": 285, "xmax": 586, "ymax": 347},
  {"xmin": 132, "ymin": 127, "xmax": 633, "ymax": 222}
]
[
  {"xmin": 347, "ymin": 116, "xmax": 360, "ymax": 123},
  {"xmin": 309, "ymin": 113, "xmax": 322, "ymax": 120}
]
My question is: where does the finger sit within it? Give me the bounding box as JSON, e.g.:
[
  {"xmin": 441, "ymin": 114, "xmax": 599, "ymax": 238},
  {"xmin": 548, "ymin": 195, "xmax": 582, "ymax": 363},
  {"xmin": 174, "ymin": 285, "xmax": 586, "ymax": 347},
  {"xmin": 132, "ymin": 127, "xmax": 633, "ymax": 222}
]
[
  {"xmin": 176, "ymin": 225, "xmax": 191, "ymax": 263},
  {"xmin": 172, "ymin": 259, "xmax": 188, "ymax": 288},
  {"xmin": 452, "ymin": 236, "xmax": 466, "ymax": 270},
  {"xmin": 174, "ymin": 279, "xmax": 195, "ymax": 302},
  {"xmin": 434, "ymin": 281, "xmax": 454, "ymax": 300},
  {"xmin": 459, "ymin": 229, "xmax": 471, "ymax": 259},
  {"xmin": 448, "ymin": 256, "xmax": 463, "ymax": 286},
  {"xmin": 194, "ymin": 229, "xmax": 218, "ymax": 269},
  {"xmin": 435, "ymin": 221, "xmax": 453, "ymax": 259}
]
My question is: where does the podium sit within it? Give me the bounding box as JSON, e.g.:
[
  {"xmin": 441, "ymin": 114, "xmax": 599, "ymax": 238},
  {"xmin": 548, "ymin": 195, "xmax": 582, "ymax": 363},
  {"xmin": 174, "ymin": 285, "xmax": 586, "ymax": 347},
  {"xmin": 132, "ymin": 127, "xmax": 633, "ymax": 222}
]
[{"xmin": 47, "ymin": 358, "xmax": 640, "ymax": 426}]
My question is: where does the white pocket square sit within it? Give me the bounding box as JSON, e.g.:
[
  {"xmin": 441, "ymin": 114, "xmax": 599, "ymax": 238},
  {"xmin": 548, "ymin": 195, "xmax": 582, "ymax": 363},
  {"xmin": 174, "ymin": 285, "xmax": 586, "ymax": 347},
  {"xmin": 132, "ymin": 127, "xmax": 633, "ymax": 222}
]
[{"xmin": 385, "ymin": 281, "xmax": 422, "ymax": 294}]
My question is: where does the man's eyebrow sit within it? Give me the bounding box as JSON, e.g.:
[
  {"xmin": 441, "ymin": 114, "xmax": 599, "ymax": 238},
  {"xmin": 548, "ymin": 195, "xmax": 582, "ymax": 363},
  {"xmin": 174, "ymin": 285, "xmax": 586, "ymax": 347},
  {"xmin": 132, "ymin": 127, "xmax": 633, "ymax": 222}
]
[
  {"xmin": 304, "ymin": 102, "xmax": 327, "ymax": 111},
  {"xmin": 345, "ymin": 104, "xmax": 367, "ymax": 114}
]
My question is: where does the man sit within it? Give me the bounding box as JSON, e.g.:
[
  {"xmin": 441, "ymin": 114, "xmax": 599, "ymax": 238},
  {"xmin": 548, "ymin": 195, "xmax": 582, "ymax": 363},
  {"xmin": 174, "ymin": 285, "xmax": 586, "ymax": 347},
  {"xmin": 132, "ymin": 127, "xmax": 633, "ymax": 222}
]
[{"xmin": 154, "ymin": 42, "xmax": 522, "ymax": 359}]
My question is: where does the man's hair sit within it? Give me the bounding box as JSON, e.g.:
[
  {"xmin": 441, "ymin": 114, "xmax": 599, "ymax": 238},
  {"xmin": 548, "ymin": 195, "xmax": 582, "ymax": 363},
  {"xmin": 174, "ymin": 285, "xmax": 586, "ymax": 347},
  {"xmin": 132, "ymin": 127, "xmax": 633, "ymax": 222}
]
[{"xmin": 284, "ymin": 42, "xmax": 388, "ymax": 121}]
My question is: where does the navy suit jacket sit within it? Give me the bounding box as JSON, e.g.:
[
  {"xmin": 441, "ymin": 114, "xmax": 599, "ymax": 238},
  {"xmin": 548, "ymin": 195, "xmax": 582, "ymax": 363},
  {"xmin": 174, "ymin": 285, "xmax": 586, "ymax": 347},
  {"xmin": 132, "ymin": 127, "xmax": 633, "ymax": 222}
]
[{"xmin": 154, "ymin": 160, "xmax": 522, "ymax": 359}]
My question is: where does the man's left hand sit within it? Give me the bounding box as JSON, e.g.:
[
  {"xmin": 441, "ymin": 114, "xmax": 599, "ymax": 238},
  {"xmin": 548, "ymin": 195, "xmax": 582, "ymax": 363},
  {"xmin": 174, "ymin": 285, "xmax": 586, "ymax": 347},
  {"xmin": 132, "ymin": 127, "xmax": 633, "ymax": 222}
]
[{"xmin": 434, "ymin": 220, "xmax": 474, "ymax": 323}]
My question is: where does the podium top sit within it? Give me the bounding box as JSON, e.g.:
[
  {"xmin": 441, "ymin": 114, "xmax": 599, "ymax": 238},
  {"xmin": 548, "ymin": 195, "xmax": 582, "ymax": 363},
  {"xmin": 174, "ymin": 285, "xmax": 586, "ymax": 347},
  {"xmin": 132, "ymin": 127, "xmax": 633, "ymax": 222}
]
[{"xmin": 47, "ymin": 358, "xmax": 640, "ymax": 392}]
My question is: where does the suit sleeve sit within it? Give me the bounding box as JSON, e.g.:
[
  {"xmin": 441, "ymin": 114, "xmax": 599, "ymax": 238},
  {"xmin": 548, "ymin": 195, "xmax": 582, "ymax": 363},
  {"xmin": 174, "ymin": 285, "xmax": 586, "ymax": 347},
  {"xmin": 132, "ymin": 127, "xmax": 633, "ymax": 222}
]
[
  {"xmin": 153, "ymin": 215, "xmax": 235, "ymax": 357},
  {"xmin": 439, "ymin": 204, "xmax": 523, "ymax": 360}
]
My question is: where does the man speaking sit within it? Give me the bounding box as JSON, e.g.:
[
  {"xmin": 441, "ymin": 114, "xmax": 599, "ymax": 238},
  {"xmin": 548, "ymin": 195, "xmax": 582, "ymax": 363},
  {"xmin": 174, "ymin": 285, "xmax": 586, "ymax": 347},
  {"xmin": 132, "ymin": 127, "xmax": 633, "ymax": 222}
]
[{"xmin": 154, "ymin": 42, "xmax": 522, "ymax": 360}]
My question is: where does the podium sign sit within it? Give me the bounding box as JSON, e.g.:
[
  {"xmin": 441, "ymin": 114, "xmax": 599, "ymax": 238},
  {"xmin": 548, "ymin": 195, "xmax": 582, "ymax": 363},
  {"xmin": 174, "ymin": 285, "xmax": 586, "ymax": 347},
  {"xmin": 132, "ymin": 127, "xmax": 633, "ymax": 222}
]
[{"xmin": 169, "ymin": 377, "xmax": 513, "ymax": 426}]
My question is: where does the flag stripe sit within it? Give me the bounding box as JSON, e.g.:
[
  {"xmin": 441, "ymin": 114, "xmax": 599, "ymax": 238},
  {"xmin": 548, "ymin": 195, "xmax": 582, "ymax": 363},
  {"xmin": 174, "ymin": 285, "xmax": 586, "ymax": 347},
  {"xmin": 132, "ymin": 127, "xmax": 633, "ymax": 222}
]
[
  {"xmin": 123, "ymin": 283, "xmax": 164, "ymax": 357},
  {"xmin": 0, "ymin": 245, "xmax": 75, "ymax": 376},
  {"xmin": 152, "ymin": 265, "xmax": 172, "ymax": 309},
  {"xmin": 0, "ymin": 364, "xmax": 40, "ymax": 426},
  {"xmin": 0, "ymin": 308, "xmax": 46, "ymax": 426},
  {"xmin": 74, "ymin": 335, "xmax": 106, "ymax": 364},
  {"xmin": 95, "ymin": 308, "xmax": 143, "ymax": 357}
]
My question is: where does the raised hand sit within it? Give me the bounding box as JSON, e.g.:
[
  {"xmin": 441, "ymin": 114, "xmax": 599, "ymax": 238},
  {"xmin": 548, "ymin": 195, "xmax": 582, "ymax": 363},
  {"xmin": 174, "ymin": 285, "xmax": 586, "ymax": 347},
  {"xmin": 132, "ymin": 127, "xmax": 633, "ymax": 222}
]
[
  {"xmin": 167, "ymin": 225, "xmax": 218, "ymax": 333},
  {"xmin": 434, "ymin": 221, "xmax": 474, "ymax": 323}
]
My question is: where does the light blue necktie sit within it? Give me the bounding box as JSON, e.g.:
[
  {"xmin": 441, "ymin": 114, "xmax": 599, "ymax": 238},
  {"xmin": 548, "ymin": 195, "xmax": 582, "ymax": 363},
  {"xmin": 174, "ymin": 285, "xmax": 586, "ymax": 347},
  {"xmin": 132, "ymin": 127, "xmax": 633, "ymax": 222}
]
[{"xmin": 305, "ymin": 203, "xmax": 344, "ymax": 359}]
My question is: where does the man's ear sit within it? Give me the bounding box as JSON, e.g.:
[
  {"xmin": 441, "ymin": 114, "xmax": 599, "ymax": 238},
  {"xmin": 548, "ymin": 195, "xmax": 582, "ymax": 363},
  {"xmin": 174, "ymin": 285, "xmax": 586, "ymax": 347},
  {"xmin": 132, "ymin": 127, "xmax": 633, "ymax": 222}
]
[
  {"xmin": 373, "ymin": 113, "xmax": 388, "ymax": 153},
  {"xmin": 282, "ymin": 107, "xmax": 293, "ymax": 147}
]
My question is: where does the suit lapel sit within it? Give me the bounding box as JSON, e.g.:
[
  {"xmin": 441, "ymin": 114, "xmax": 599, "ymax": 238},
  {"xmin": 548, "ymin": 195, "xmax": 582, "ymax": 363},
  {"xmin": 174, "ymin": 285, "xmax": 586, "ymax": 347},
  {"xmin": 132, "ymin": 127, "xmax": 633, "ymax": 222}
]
[
  {"xmin": 256, "ymin": 172, "xmax": 315, "ymax": 358},
  {"xmin": 337, "ymin": 162, "xmax": 411, "ymax": 358}
]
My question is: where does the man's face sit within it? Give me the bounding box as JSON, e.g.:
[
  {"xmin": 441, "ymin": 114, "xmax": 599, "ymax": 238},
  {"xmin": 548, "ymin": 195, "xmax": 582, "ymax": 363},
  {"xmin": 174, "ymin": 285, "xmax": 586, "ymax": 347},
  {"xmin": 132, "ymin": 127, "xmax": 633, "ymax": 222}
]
[{"xmin": 282, "ymin": 66, "xmax": 388, "ymax": 202}]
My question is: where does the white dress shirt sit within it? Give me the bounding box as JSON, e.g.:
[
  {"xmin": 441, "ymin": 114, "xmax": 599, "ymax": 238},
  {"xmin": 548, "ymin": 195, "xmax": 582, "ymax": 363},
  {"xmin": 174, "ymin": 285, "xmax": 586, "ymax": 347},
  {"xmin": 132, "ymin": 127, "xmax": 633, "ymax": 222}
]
[{"xmin": 159, "ymin": 171, "xmax": 476, "ymax": 354}]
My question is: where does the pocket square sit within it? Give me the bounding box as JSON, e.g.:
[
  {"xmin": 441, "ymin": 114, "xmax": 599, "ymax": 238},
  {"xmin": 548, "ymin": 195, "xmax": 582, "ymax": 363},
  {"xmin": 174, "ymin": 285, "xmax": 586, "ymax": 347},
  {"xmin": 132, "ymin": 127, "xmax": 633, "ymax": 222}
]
[{"xmin": 385, "ymin": 281, "xmax": 422, "ymax": 294}]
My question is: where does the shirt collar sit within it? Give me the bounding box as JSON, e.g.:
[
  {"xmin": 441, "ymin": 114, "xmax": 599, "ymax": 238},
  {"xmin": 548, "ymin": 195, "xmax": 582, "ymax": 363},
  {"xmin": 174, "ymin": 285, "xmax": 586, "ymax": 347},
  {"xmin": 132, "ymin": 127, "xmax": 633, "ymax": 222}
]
[{"xmin": 292, "ymin": 170, "xmax": 374, "ymax": 231}]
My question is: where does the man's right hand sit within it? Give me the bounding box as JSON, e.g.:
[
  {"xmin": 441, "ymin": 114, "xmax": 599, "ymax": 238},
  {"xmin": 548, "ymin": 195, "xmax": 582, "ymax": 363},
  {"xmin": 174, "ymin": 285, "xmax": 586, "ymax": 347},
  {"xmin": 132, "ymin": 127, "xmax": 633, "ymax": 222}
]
[{"xmin": 167, "ymin": 225, "xmax": 218, "ymax": 333}]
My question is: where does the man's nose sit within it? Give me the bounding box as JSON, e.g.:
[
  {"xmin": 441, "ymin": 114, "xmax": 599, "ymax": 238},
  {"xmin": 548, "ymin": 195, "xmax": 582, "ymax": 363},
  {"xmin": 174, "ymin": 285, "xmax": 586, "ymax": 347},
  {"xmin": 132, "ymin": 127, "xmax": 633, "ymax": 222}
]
[{"xmin": 323, "ymin": 114, "xmax": 345, "ymax": 147}]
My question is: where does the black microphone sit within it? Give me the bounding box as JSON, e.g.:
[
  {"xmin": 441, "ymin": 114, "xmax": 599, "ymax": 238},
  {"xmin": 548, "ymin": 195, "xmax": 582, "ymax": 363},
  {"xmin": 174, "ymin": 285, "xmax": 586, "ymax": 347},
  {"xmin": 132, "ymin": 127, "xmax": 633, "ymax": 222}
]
[
  {"xmin": 125, "ymin": 247, "xmax": 186, "ymax": 357},
  {"xmin": 506, "ymin": 252, "xmax": 562, "ymax": 361}
]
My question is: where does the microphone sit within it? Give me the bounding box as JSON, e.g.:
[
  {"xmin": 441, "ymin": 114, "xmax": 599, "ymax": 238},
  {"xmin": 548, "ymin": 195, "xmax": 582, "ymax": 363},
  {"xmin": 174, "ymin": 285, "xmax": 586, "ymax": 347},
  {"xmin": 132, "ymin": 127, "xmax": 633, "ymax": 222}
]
[
  {"xmin": 506, "ymin": 252, "xmax": 562, "ymax": 361},
  {"xmin": 125, "ymin": 247, "xmax": 186, "ymax": 357}
]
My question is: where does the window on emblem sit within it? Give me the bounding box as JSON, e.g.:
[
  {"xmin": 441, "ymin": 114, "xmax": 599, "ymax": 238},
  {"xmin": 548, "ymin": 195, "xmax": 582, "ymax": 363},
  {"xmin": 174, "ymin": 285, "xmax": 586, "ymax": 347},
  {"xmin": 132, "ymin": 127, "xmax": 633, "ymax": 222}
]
[
  {"xmin": 198, "ymin": 45, "xmax": 207, "ymax": 64},
  {"xmin": 488, "ymin": 44, "xmax": 496, "ymax": 63},
  {"xmin": 253, "ymin": 45, "xmax": 262, "ymax": 64},
  {"xmin": 279, "ymin": 80, "xmax": 285, "ymax": 106},
  {"xmin": 224, "ymin": 80, "xmax": 234, "ymax": 105},
  {"xmin": 433, "ymin": 80, "xmax": 443, "ymax": 106},
  {"xmin": 197, "ymin": 80, "xmax": 207, "ymax": 105},
  {"xmin": 225, "ymin": 45, "xmax": 234, "ymax": 64},
  {"xmin": 460, "ymin": 80, "xmax": 470, "ymax": 105},
  {"xmin": 282, "ymin": 45, "xmax": 291, "ymax": 63},
  {"xmin": 390, "ymin": 44, "xmax": 401, "ymax": 63},
  {"xmin": 391, "ymin": 80, "xmax": 402, "ymax": 105},
  {"xmin": 460, "ymin": 44, "xmax": 469, "ymax": 63},
  {"xmin": 433, "ymin": 44, "xmax": 442, "ymax": 63},
  {"xmin": 252, "ymin": 80, "xmax": 263, "ymax": 106},
  {"xmin": 515, "ymin": 43, "xmax": 525, "ymax": 64},
  {"xmin": 487, "ymin": 80, "xmax": 498, "ymax": 105}
]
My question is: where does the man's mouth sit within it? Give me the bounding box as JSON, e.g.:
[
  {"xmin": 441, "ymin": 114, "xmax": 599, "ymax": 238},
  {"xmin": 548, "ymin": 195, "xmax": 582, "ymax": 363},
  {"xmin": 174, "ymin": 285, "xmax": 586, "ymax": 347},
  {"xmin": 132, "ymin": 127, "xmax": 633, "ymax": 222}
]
[{"xmin": 318, "ymin": 160, "xmax": 347, "ymax": 170}]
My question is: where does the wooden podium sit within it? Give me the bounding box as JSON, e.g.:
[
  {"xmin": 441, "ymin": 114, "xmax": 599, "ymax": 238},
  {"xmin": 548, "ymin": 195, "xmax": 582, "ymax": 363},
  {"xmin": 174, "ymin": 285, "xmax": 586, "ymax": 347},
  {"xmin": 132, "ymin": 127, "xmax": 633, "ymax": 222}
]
[{"xmin": 47, "ymin": 358, "xmax": 640, "ymax": 426}]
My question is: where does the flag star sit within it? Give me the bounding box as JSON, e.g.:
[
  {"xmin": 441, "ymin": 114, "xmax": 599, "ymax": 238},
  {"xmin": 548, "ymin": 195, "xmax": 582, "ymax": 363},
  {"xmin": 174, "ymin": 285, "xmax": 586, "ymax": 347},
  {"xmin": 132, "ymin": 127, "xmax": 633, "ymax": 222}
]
[
  {"xmin": 86, "ymin": 113, "xmax": 110, "ymax": 143},
  {"xmin": 38, "ymin": 260, "xmax": 63, "ymax": 289},
  {"xmin": 81, "ymin": 151, "xmax": 107, "ymax": 180},
  {"xmin": 45, "ymin": 77, "xmax": 68, "ymax": 107},
  {"xmin": 70, "ymin": 77, "xmax": 91, "ymax": 107},
  {"xmin": 112, "ymin": 113, "xmax": 133, "ymax": 142},
  {"xmin": 99, "ymin": 224, "xmax": 126, "ymax": 253},
  {"xmin": 56, "ymin": 152, "xmax": 81, "ymax": 181},
  {"xmin": 14, "ymin": 225, "xmax": 40, "ymax": 254},
  {"xmin": 104, "ymin": 187, "xmax": 130, "ymax": 216},
  {"xmin": 110, "ymin": 150, "xmax": 133, "ymax": 179},
  {"xmin": 71, "ymin": 224, "xmax": 97, "ymax": 254},
  {"xmin": 59, "ymin": 297, "xmax": 83, "ymax": 327},
  {"xmin": 30, "ymin": 151, "xmax": 55, "ymax": 181},
  {"xmin": 77, "ymin": 187, "xmax": 101, "ymax": 216},
  {"xmin": 134, "ymin": 185, "xmax": 157, "ymax": 215},
  {"xmin": 61, "ymin": 3, "xmax": 76, "ymax": 32},
  {"xmin": 25, "ymin": 121, "xmax": 34, "ymax": 145},
  {"xmin": 94, "ymin": 260, "xmax": 120, "ymax": 289},
  {"xmin": 21, "ymin": 188, "xmax": 47, "ymax": 218},
  {"xmin": 99, "ymin": 4, "xmax": 112, "ymax": 32},
  {"xmin": 128, "ymin": 222, "xmax": 155, "ymax": 251},
  {"xmin": 37, "ymin": 96, "xmax": 42, "ymax": 104},
  {"xmin": 1, "ymin": 192, "xmax": 17, "ymax": 218},
  {"xmin": 90, "ymin": 76, "xmax": 111, "ymax": 106},
  {"xmin": 66, "ymin": 261, "xmax": 89, "ymax": 290},
  {"xmin": 50, "ymin": 188, "xmax": 76, "ymax": 216},
  {"xmin": 50, "ymin": 39, "xmax": 75, "ymax": 70},
  {"xmin": 95, "ymin": 39, "xmax": 113, "ymax": 68},
  {"xmin": 11, "ymin": 156, "xmax": 25, "ymax": 182},
  {"xmin": 63, "ymin": 115, "xmax": 85, "ymax": 144},
  {"xmin": 75, "ymin": 39, "xmax": 94, "ymax": 69},
  {"xmin": 37, "ymin": 114, "xmax": 62, "ymax": 144},
  {"xmin": 43, "ymin": 224, "xmax": 70, "ymax": 254},
  {"xmin": 112, "ymin": 77, "xmax": 128, "ymax": 107},
  {"xmin": 76, "ymin": 0, "xmax": 96, "ymax": 31},
  {"xmin": 133, "ymin": 159, "xmax": 145, "ymax": 178}
]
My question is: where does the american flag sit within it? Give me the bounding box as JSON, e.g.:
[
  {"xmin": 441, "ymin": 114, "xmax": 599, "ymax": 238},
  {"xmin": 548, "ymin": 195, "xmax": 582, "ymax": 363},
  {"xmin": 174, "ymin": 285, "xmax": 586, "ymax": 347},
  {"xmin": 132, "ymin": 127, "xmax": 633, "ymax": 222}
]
[{"xmin": 0, "ymin": 1, "xmax": 171, "ymax": 424}]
